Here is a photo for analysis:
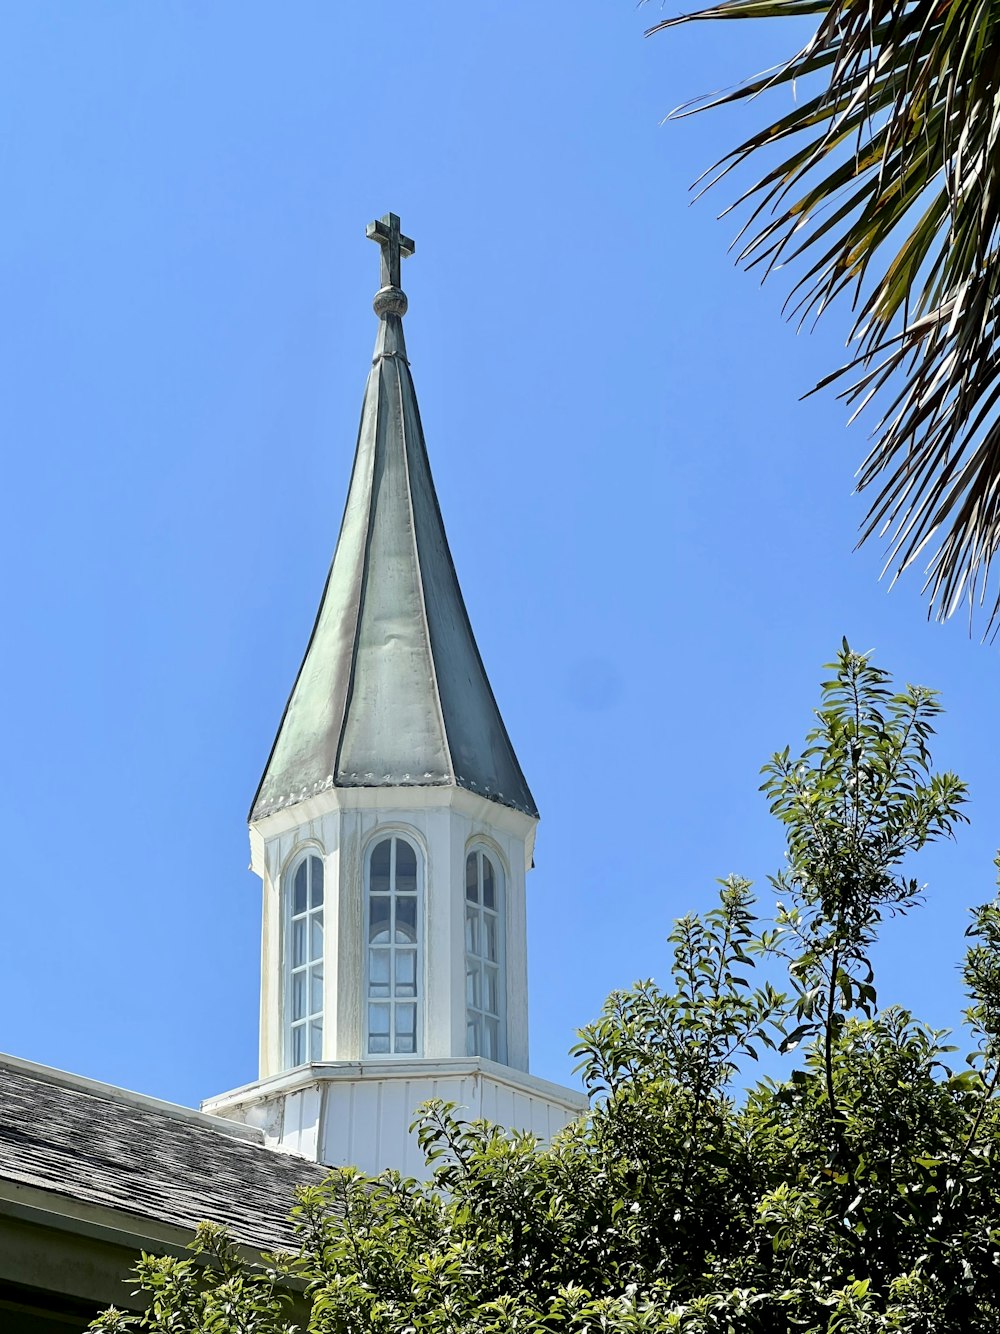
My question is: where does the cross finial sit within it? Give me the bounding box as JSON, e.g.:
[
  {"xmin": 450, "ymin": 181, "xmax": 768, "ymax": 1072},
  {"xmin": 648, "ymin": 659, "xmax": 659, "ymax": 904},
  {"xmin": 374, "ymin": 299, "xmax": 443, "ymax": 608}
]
[{"xmin": 366, "ymin": 212, "xmax": 415, "ymax": 291}]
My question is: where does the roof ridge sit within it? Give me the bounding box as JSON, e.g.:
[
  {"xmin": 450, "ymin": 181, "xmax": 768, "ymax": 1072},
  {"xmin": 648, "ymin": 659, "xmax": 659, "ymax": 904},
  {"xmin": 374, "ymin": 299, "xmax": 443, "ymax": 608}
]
[
  {"xmin": 397, "ymin": 354, "xmax": 454, "ymax": 785},
  {"xmin": 332, "ymin": 356, "xmax": 387, "ymax": 788}
]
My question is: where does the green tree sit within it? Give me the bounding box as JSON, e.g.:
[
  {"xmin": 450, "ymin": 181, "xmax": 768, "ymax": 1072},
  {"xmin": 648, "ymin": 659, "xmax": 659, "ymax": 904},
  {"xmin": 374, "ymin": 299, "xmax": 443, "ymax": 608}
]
[
  {"xmin": 650, "ymin": 1, "xmax": 1000, "ymax": 630},
  {"xmin": 94, "ymin": 645, "xmax": 1000, "ymax": 1333}
]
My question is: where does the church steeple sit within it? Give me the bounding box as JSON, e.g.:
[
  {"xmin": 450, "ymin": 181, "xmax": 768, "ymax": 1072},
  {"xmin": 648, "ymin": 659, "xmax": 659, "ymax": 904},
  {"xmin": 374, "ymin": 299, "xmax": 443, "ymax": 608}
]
[
  {"xmin": 205, "ymin": 216, "xmax": 584, "ymax": 1177},
  {"xmin": 251, "ymin": 212, "xmax": 536, "ymax": 822}
]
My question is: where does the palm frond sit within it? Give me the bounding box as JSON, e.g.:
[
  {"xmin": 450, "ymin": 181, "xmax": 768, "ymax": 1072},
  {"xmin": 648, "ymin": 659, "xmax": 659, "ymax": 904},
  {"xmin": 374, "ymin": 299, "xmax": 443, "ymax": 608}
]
[{"xmin": 652, "ymin": 0, "xmax": 1000, "ymax": 630}]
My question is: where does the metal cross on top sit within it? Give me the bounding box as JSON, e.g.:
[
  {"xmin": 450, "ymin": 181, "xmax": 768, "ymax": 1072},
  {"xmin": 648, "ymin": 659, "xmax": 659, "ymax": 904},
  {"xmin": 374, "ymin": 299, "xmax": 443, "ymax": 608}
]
[{"xmin": 366, "ymin": 212, "xmax": 415, "ymax": 290}]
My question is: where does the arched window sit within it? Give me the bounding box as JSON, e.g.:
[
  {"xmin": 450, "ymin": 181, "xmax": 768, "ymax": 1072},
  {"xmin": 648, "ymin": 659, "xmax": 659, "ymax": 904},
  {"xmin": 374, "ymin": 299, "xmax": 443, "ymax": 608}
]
[
  {"xmin": 286, "ymin": 854, "xmax": 324, "ymax": 1066},
  {"xmin": 365, "ymin": 835, "xmax": 421, "ymax": 1056},
  {"xmin": 465, "ymin": 848, "xmax": 503, "ymax": 1060}
]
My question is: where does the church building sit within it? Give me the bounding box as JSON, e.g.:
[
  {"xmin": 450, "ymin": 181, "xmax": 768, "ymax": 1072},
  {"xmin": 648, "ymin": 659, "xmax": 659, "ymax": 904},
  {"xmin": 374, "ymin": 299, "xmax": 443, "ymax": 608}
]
[{"xmin": 0, "ymin": 215, "xmax": 584, "ymax": 1327}]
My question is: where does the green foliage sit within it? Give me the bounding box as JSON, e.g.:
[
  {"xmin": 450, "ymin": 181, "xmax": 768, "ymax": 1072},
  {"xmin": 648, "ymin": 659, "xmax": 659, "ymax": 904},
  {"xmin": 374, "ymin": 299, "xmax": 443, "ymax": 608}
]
[
  {"xmin": 91, "ymin": 1222, "xmax": 296, "ymax": 1333},
  {"xmin": 95, "ymin": 646, "xmax": 1000, "ymax": 1332},
  {"xmin": 760, "ymin": 642, "xmax": 967, "ymax": 1136},
  {"xmin": 650, "ymin": 0, "xmax": 1000, "ymax": 630}
]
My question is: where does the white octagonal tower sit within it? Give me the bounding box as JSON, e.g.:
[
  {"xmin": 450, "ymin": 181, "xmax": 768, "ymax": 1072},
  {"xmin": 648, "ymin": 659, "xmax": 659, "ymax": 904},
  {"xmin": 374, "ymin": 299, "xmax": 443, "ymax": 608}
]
[{"xmin": 204, "ymin": 215, "xmax": 585, "ymax": 1176}]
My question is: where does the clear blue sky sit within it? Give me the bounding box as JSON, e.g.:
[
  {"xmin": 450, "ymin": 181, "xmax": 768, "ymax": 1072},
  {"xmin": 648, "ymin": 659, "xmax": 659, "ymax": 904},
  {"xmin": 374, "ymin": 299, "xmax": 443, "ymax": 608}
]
[{"xmin": 2, "ymin": 2, "xmax": 996, "ymax": 1108}]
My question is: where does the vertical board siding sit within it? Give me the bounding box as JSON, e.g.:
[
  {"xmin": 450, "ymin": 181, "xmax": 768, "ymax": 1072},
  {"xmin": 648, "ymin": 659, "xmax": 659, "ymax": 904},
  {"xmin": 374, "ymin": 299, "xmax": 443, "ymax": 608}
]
[{"xmin": 231, "ymin": 1069, "xmax": 584, "ymax": 1179}]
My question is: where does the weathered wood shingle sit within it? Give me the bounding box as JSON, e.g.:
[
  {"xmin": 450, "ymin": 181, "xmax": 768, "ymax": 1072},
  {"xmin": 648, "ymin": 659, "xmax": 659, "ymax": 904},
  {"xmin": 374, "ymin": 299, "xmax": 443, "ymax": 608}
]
[{"xmin": 0, "ymin": 1057, "xmax": 328, "ymax": 1251}]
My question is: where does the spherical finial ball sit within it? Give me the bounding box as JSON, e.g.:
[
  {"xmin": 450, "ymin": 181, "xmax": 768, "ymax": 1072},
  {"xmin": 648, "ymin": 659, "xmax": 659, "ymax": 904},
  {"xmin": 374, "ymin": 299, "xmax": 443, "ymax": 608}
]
[{"xmin": 373, "ymin": 285, "xmax": 408, "ymax": 318}]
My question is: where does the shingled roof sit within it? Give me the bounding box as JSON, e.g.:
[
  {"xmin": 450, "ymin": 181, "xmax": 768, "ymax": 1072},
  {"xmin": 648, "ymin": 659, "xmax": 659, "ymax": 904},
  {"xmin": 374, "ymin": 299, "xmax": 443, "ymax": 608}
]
[{"xmin": 0, "ymin": 1054, "xmax": 328, "ymax": 1252}]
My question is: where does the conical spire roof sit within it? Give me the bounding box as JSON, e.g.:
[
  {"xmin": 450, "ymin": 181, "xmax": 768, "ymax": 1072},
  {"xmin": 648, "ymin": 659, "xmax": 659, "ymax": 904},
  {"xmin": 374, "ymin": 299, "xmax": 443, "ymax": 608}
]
[{"xmin": 251, "ymin": 214, "xmax": 537, "ymax": 823}]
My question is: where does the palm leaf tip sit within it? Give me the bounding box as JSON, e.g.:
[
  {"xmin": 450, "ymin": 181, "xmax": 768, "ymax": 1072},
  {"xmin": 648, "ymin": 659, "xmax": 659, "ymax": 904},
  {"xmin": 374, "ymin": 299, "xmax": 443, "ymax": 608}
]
[{"xmin": 653, "ymin": 0, "xmax": 1000, "ymax": 632}]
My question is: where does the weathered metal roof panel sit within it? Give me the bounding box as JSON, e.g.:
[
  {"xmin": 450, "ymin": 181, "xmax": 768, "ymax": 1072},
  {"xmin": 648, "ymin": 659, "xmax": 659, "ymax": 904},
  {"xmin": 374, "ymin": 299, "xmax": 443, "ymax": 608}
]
[
  {"xmin": 336, "ymin": 349, "xmax": 452, "ymax": 787},
  {"xmin": 405, "ymin": 381, "xmax": 536, "ymax": 812},
  {"xmin": 250, "ymin": 215, "xmax": 536, "ymax": 822}
]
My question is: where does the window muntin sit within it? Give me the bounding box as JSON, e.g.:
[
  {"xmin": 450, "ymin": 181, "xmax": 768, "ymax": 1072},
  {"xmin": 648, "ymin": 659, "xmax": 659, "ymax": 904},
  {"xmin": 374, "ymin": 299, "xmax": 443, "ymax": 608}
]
[
  {"xmin": 466, "ymin": 849, "xmax": 503, "ymax": 1060},
  {"xmin": 366, "ymin": 835, "xmax": 421, "ymax": 1055},
  {"xmin": 288, "ymin": 854, "xmax": 324, "ymax": 1066}
]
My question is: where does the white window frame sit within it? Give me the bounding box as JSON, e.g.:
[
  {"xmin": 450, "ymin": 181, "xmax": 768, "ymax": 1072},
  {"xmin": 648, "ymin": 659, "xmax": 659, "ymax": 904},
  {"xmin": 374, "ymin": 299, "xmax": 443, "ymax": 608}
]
[
  {"xmin": 284, "ymin": 850, "xmax": 325, "ymax": 1068},
  {"xmin": 364, "ymin": 831, "xmax": 424, "ymax": 1058},
  {"xmin": 464, "ymin": 843, "xmax": 506, "ymax": 1063}
]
